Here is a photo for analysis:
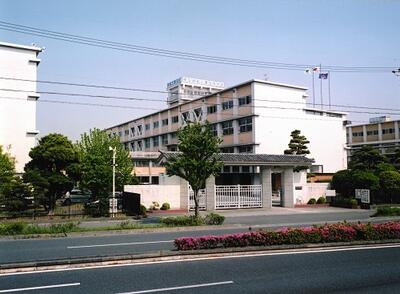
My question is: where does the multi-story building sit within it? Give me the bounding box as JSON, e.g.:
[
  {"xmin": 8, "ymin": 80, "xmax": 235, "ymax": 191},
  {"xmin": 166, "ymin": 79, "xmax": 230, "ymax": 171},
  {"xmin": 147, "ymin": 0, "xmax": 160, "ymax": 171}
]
[
  {"xmin": 106, "ymin": 78, "xmax": 348, "ymax": 183},
  {"xmin": 0, "ymin": 41, "xmax": 42, "ymax": 173},
  {"xmin": 167, "ymin": 77, "xmax": 224, "ymax": 106},
  {"xmin": 346, "ymin": 116, "xmax": 400, "ymax": 162}
]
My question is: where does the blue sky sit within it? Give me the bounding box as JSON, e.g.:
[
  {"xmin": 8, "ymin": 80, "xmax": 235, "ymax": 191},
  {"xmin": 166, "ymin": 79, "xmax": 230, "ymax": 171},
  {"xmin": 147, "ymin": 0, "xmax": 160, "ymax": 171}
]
[{"xmin": 1, "ymin": 0, "xmax": 399, "ymax": 140}]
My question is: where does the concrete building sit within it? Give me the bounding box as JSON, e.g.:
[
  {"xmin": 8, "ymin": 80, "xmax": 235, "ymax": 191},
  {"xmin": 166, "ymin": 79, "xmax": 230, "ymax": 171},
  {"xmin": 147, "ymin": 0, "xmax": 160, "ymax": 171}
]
[
  {"xmin": 106, "ymin": 78, "xmax": 348, "ymax": 184},
  {"xmin": 346, "ymin": 116, "xmax": 400, "ymax": 162},
  {"xmin": 0, "ymin": 42, "xmax": 42, "ymax": 173}
]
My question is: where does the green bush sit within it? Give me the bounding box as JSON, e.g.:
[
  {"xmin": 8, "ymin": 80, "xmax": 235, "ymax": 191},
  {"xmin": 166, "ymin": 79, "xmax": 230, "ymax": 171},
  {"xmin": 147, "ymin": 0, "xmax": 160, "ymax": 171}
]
[
  {"xmin": 160, "ymin": 215, "xmax": 205, "ymax": 226},
  {"xmin": 316, "ymin": 196, "xmax": 326, "ymax": 204},
  {"xmin": 308, "ymin": 198, "xmax": 316, "ymax": 204},
  {"xmin": 0, "ymin": 221, "xmax": 27, "ymax": 235},
  {"xmin": 140, "ymin": 204, "xmax": 147, "ymax": 216},
  {"xmin": 373, "ymin": 206, "xmax": 400, "ymax": 217},
  {"xmin": 204, "ymin": 213, "xmax": 225, "ymax": 225},
  {"xmin": 331, "ymin": 197, "xmax": 358, "ymax": 208},
  {"xmin": 160, "ymin": 203, "xmax": 170, "ymax": 210}
]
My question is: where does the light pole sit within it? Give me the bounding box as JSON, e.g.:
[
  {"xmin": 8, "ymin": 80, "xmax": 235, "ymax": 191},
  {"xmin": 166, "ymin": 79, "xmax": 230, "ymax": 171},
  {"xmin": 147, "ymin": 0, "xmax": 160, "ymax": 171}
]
[{"xmin": 109, "ymin": 146, "xmax": 116, "ymax": 217}]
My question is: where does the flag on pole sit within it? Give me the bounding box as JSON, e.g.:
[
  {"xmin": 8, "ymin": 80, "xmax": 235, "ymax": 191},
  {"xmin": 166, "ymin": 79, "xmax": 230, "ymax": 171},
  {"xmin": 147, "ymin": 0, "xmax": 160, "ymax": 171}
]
[
  {"xmin": 319, "ymin": 73, "xmax": 329, "ymax": 79},
  {"xmin": 312, "ymin": 67, "xmax": 320, "ymax": 72},
  {"xmin": 304, "ymin": 68, "xmax": 311, "ymax": 74}
]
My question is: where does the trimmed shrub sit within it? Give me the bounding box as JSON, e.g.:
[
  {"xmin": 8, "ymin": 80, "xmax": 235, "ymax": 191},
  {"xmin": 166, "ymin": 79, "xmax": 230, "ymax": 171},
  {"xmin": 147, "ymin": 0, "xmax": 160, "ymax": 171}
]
[
  {"xmin": 204, "ymin": 213, "xmax": 225, "ymax": 225},
  {"xmin": 373, "ymin": 206, "xmax": 400, "ymax": 217},
  {"xmin": 0, "ymin": 222, "xmax": 27, "ymax": 235},
  {"xmin": 160, "ymin": 203, "xmax": 170, "ymax": 210},
  {"xmin": 160, "ymin": 215, "xmax": 204, "ymax": 226},
  {"xmin": 308, "ymin": 198, "xmax": 316, "ymax": 204},
  {"xmin": 173, "ymin": 221, "xmax": 400, "ymax": 250},
  {"xmin": 140, "ymin": 204, "xmax": 147, "ymax": 216},
  {"xmin": 316, "ymin": 196, "xmax": 326, "ymax": 204}
]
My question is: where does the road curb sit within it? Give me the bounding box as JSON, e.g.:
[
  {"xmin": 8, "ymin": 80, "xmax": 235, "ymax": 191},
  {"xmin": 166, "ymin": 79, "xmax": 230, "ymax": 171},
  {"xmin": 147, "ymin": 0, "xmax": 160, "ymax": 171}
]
[{"xmin": 1, "ymin": 239, "xmax": 400, "ymax": 274}]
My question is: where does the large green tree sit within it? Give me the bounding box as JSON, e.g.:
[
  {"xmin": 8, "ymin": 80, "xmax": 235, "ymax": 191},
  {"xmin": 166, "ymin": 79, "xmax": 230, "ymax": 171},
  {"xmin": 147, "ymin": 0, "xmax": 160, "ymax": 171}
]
[
  {"xmin": 24, "ymin": 134, "xmax": 79, "ymax": 212},
  {"xmin": 76, "ymin": 128, "xmax": 135, "ymax": 205},
  {"xmin": 349, "ymin": 145, "xmax": 387, "ymax": 171},
  {"xmin": 164, "ymin": 122, "xmax": 223, "ymax": 217},
  {"xmin": 0, "ymin": 145, "xmax": 15, "ymax": 183}
]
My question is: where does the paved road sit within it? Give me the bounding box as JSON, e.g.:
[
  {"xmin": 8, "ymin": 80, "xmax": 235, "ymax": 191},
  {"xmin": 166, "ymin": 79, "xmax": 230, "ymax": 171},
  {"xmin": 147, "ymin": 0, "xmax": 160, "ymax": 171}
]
[
  {"xmin": 0, "ymin": 209, "xmax": 393, "ymax": 265},
  {"xmin": 0, "ymin": 245, "xmax": 399, "ymax": 293}
]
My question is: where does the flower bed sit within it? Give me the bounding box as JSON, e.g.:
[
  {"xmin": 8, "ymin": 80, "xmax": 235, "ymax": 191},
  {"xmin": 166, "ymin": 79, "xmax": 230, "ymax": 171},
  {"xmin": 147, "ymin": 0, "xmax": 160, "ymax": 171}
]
[{"xmin": 174, "ymin": 222, "xmax": 400, "ymax": 250}]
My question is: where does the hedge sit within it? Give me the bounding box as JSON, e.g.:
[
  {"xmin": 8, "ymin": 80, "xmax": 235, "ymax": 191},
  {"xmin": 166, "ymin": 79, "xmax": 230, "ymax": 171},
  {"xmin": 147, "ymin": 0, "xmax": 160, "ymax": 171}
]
[{"xmin": 174, "ymin": 222, "xmax": 400, "ymax": 250}]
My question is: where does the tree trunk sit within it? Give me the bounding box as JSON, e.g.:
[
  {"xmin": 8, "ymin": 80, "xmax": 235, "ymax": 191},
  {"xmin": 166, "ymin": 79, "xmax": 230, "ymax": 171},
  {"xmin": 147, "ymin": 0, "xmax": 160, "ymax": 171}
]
[{"xmin": 194, "ymin": 189, "xmax": 199, "ymax": 217}]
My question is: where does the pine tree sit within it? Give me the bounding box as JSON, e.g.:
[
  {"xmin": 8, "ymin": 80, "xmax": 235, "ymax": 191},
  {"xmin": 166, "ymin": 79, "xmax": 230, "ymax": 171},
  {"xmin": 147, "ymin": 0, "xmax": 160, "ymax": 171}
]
[{"xmin": 284, "ymin": 130, "xmax": 310, "ymax": 155}]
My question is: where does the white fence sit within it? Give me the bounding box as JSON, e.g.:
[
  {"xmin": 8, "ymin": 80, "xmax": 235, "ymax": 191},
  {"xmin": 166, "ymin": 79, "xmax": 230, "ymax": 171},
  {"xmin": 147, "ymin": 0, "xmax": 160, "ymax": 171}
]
[
  {"xmin": 188, "ymin": 187, "xmax": 206, "ymax": 210},
  {"xmin": 215, "ymin": 185, "xmax": 262, "ymax": 209}
]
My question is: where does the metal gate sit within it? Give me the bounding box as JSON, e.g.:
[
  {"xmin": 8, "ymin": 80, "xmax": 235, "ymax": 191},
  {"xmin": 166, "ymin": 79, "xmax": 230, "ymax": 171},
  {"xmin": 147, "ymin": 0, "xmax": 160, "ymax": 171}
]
[
  {"xmin": 188, "ymin": 186, "xmax": 206, "ymax": 210},
  {"xmin": 215, "ymin": 185, "xmax": 262, "ymax": 209}
]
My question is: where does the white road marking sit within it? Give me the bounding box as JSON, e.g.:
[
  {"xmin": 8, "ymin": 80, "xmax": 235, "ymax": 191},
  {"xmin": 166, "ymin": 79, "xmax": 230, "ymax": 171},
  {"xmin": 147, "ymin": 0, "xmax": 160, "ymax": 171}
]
[
  {"xmin": 67, "ymin": 240, "xmax": 173, "ymax": 249},
  {"xmin": 2, "ymin": 243, "xmax": 400, "ymax": 277},
  {"xmin": 115, "ymin": 281, "xmax": 234, "ymax": 294},
  {"xmin": 0, "ymin": 283, "xmax": 80, "ymax": 293}
]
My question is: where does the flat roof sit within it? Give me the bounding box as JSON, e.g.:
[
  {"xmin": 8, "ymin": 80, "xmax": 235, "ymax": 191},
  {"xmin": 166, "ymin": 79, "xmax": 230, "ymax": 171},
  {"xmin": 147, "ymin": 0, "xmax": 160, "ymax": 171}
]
[
  {"xmin": 106, "ymin": 79, "xmax": 308, "ymax": 129},
  {"xmin": 0, "ymin": 41, "xmax": 43, "ymax": 52}
]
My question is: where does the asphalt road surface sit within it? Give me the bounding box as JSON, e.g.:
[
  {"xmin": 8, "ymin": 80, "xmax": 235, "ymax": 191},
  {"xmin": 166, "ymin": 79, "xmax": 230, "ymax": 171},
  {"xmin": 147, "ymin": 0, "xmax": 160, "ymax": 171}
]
[
  {"xmin": 0, "ymin": 245, "xmax": 399, "ymax": 293},
  {"xmin": 0, "ymin": 210, "xmax": 391, "ymax": 265}
]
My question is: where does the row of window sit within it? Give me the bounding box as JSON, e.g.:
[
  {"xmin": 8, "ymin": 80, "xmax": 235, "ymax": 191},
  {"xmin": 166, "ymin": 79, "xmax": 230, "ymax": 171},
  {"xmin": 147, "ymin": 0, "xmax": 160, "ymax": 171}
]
[
  {"xmin": 220, "ymin": 117, "xmax": 253, "ymax": 136},
  {"xmin": 352, "ymin": 128, "xmax": 399, "ymax": 137}
]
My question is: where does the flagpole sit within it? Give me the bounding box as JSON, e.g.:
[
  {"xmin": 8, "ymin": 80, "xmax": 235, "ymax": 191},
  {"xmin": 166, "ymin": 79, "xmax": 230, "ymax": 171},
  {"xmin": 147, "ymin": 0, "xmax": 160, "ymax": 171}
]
[
  {"xmin": 328, "ymin": 71, "xmax": 331, "ymax": 109},
  {"xmin": 312, "ymin": 71, "xmax": 315, "ymax": 108},
  {"xmin": 320, "ymin": 63, "xmax": 323, "ymax": 110}
]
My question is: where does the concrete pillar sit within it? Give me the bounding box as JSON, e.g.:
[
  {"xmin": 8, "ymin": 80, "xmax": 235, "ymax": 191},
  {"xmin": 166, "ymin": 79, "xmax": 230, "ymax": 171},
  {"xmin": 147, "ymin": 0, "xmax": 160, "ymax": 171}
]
[
  {"xmin": 206, "ymin": 175, "xmax": 216, "ymax": 211},
  {"xmin": 179, "ymin": 178, "xmax": 189, "ymax": 211},
  {"xmin": 282, "ymin": 168, "xmax": 295, "ymax": 208},
  {"xmin": 261, "ymin": 167, "xmax": 272, "ymax": 209}
]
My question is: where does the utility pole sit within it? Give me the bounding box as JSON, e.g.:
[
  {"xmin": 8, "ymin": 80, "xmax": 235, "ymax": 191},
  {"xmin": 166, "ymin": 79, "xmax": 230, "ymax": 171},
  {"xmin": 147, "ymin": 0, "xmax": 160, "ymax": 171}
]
[{"xmin": 109, "ymin": 146, "xmax": 116, "ymax": 218}]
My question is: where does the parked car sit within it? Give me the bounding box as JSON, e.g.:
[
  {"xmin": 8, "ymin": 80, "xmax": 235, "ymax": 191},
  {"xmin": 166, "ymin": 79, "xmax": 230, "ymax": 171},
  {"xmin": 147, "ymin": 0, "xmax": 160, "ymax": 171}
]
[{"xmin": 61, "ymin": 189, "xmax": 92, "ymax": 206}]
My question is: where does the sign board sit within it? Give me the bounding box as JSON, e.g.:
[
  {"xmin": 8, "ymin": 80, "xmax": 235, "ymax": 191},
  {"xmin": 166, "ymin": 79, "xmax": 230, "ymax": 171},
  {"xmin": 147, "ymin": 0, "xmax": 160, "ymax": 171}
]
[
  {"xmin": 355, "ymin": 189, "xmax": 370, "ymax": 203},
  {"xmin": 109, "ymin": 198, "xmax": 118, "ymax": 214},
  {"xmin": 325, "ymin": 190, "xmax": 336, "ymax": 197}
]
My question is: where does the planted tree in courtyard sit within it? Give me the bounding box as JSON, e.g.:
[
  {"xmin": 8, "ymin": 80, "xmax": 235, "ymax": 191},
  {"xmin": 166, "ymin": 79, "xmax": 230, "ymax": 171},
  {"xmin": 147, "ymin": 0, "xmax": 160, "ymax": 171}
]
[
  {"xmin": 349, "ymin": 145, "xmax": 387, "ymax": 171},
  {"xmin": 164, "ymin": 122, "xmax": 223, "ymax": 217},
  {"xmin": 284, "ymin": 129, "xmax": 310, "ymax": 171},
  {"xmin": 76, "ymin": 129, "xmax": 135, "ymax": 216},
  {"xmin": 24, "ymin": 134, "xmax": 79, "ymax": 212}
]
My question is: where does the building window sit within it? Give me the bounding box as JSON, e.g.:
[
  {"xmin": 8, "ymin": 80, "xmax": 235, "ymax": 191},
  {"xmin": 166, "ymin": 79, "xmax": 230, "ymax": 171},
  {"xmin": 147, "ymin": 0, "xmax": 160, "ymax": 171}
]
[
  {"xmin": 153, "ymin": 121, "xmax": 159, "ymax": 128},
  {"xmin": 367, "ymin": 130, "xmax": 379, "ymax": 136},
  {"xmin": 382, "ymin": 128, "xmax": 395, "ymax": 135},
  {"xmin": 153, "ymin": 136, "xmax": 159, "ymax": 147},
  {"xmin": 145, "ymin": 124, "xmax": 150, "ymax": 131},
  {"xmin": 238, "ymin": 96, "xmax": 251, "ymax": 106},
  {"xmin": 137, "ymin": 140, "xmax": 143, "ymax": 151},
  {"xmin": 238, "ymin": 117, "xmax": 252, "ymax": 133},
  {"xmin": 170, "ymin": 132, "xmax": 177, "ymax": 139},
  {"xmin": 124, "ymin": 130, "xmax": 129, "ymax": 136},
  {"xmin": 137, "ymin": 125, "xmax": 142, "ymax": 135},
  {"xmin": 118, "ymin": 131, "xmax": 122, "ymax": 137},
  {"xmin": 222, "ymin": 121, "xmax": 234, "ymax": 135},
  {"xmin": 241, "ymin": 166, "xmax": 250, "ymax": 173},
  {"xmin": 194, "ymin": 108, "xmax": 202, "ymax": 118},
  {"xmin": 238, "ymin": 145, "xmax": 253, "ymax": 153},
  {"xmin": 222, "ymin": 100, "xmax": 234, "ymax": 110},
  {"xmin": 130, "ymin": 142, "xmax": 135, "ymax": 151},
  {"xmin": 161, "ymin": 134, "xmax": 168, "ymax": 145},
  {"xmin": 130, "ymin": 128, "xmax": 135, "ymax": 137},
  {"xmin": 182, "ymin": 112, "xmax": 190, "ymax": 122},
  {"xmin": 207, "ymin": 105, "xmax": 217, "ymax": 114},
  {"xmin": 172, "ymin": 116, "xmax": 179, "ymax": 123},
  {"xmin": 144, "ymin": 138, "xmax": 150, "ymax": 149},
  {"xmin": 162, "ymin": 118, "xmax": 169, "ymax": 126},
  {"xmin": 209, "ymin": 124, "xmax": 218, "ymax": 136},
  {"xmin": 352, "ymin": 131, "xmax": 363, "ymax": 137},
  {"xmin": 221, "ymin": 147, "xmax": 235, "ymax": 153}
]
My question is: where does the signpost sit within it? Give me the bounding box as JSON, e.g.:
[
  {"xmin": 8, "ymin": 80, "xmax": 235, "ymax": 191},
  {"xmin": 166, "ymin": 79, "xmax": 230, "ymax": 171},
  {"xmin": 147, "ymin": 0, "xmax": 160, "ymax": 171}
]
[
  {"xmin": 109, "ymin": 198, "xmax": 118, "ymax": 215},
  {"xmin": 355, "ymin": 189, "xmax": 370, "ymax": 203}
]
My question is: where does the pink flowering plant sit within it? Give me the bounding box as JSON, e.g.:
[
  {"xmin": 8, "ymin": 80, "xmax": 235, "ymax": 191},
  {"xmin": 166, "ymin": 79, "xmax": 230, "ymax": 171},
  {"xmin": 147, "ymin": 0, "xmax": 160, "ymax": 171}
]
[{"xmin": 174, "ymin": 221, "xmax": 400, "ymax": 250}]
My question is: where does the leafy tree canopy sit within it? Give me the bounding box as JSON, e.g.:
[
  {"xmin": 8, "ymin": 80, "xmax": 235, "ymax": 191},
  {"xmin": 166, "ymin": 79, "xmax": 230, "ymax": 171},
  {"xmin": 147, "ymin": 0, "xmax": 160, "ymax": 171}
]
[
  {"xmin": 165, "ymin": 122, "xmax": 223, "ymax": 216},
  {"xmin": 76, "ymin": 128, "xmax": 135, "ymax": 202},
  {"xmin": 0, "ymin": 145, "xmax": 15, "ymax": 182},
  {"xmin": 24, "ymin": 134, "xmax": 79, "ymax": 211},
  {"xmin": 349, "ymin": 145, "xmax": 387, "ymax": 171}
]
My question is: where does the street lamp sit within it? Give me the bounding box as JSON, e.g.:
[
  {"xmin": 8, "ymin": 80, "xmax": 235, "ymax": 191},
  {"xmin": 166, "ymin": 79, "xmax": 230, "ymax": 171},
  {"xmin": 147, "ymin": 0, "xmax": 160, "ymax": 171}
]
[{"xmin": 109, "ymin": 146, "xmax": 116, "ymax": 217}]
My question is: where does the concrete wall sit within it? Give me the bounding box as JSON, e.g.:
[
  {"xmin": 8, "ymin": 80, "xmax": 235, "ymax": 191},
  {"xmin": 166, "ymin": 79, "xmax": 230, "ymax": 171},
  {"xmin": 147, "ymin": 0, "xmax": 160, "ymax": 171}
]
[
  {"xmin": 300, "ymin": 183, "xmax": 330, "ymax": 204},
  {"xmin": 253, "ymin": 82, "xmax": 347, "ymax": 173},
  {"xmin": 0, "ymin": 43, "xmax": 41, "ymax": 173},
  {"xmin": 124, "ymin": 185, "xmax": 181, "ymax": 209}
]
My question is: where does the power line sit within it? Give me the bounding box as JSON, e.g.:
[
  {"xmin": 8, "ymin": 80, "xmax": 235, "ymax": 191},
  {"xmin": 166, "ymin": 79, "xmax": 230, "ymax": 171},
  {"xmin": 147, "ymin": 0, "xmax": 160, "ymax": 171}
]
[{"xmin": 0, "ymin": 20, "xmax": 396, "ymax": 73}]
